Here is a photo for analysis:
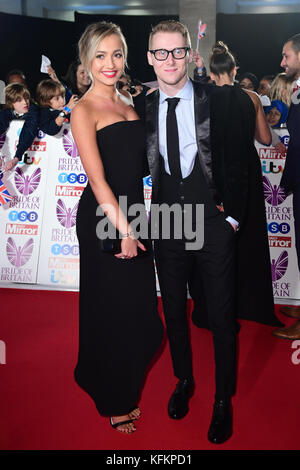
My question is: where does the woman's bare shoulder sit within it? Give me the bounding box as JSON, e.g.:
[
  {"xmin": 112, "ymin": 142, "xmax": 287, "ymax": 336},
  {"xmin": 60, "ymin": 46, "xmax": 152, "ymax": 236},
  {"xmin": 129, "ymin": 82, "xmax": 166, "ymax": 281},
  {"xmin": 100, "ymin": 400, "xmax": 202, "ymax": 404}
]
[{"xmin": 243, "ymin": 89, "xmax": 260, "ymax": 106}]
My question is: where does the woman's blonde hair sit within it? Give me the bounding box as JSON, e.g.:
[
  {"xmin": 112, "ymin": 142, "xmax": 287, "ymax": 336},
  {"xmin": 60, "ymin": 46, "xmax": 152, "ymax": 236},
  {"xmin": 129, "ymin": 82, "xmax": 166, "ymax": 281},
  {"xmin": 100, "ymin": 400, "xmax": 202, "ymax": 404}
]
[
  {"xmin": 78, "ymin": 21, "xmax": 128, "ymax": 80},
  {"xmin": 269, "ymin": 72, "xmax": 294, "ymax": 107}
]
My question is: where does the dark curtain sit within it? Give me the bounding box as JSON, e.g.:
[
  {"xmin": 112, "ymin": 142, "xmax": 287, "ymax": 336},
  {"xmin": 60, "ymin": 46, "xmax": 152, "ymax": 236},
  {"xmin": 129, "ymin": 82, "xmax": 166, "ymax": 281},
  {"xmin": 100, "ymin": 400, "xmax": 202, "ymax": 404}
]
[
  {"xmin": 216, "ymin": 12, "xmax": 300, "ymax": 80},
  {"xmin": 0, "ymin": 11, "xmax": 178, "ymax": 98},
  {"xmin": 0, "ymin": 12, "xmax": 80, "ymax": 96}
]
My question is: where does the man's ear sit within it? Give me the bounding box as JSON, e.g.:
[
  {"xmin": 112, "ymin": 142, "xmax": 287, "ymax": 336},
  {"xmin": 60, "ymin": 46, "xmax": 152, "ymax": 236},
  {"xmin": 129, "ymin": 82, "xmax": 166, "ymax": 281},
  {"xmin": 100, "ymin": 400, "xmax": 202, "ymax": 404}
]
[
  {"xmin": 147, "ymin": 51, "xmax": 153, "ymax": 66},
  {"xmin": 188, "ymin": 49, "xmax": 193, "ymax": 64}
]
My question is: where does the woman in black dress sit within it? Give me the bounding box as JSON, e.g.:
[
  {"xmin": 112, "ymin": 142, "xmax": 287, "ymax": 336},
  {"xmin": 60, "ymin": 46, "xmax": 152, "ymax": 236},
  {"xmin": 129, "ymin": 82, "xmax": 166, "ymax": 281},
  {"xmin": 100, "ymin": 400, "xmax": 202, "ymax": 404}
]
[
  {"xmin": 190, "ymin": 42, "xmax": 281, "ymax": 328},
  {"xmin": 71, "ymin": 21, "xmax": 163, "ymax": 434}
]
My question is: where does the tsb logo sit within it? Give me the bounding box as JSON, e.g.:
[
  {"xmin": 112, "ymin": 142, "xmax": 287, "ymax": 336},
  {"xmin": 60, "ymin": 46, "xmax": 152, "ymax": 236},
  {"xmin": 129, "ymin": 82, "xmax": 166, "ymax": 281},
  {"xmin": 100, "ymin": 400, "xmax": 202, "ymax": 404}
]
[
  {"xmin": 51, "ymin": 244, "xmax": 79, "ymax": 256},
  {"xmin": 144, "ymin": 175, "xmax": 152, "ymax": 187},
  {"xmin": 58, "ymin": 173, "xmax": 87, "ymax": 185},
  {"xmin": 268, "ymin": 222, "xmax": 290, "ymax": 234},
  {"xmin": 9, "ymin": 210, "xmax": 38, "ymax": 223}
]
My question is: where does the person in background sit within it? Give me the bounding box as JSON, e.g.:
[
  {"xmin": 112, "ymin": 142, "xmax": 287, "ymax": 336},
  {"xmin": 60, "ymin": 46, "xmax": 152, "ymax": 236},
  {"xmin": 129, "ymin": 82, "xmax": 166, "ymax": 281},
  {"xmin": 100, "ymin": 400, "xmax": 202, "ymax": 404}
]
[
  {"xmin": 272, "ymin": 33, "xmax": 300, "ymax": 339},
  {"xmin": 0, "ymin": 83, "xmax": 39, "ymax": 171},
  {"xmin": 193, "ymin": 50, "xmax": 212, "ymax": 83},
  {"xmin": 117, "ymin": 72, "xmax": 131, "ymax": 92},
  {"xmin": 264, "ymin": 100, "xmax": 289, "ymax": 129},
  {"xmin": 62, "ymin": 59, "xmax": 91, "ymax": 98},
  {"xmin": 239, "ymin": 72, "xmax": 259, "ymax": 92},
  {"xmin": 257, "ymin": 75, "xmax": 274, "ymax": 97},
  {"xmin": 190, "ymin": 40, "xmax": 279, "ymax": 359},
  {"xmin": 48, "ymin": 59, "xmax": 91, "ymax": 100},
  {"xmin": 128, "ymin": 79, "xmax": 145, "ymax": 97},
  {"xmin": 6, "ymin": 69, "xmax": 27, "ymax": 86},
  {"xmin": 269, "ymin": 72, "xmax": 294, "ymax": 108},
  {"xmin": 36, "ymin": 79, "xmax": 78, "ymax": 135}
]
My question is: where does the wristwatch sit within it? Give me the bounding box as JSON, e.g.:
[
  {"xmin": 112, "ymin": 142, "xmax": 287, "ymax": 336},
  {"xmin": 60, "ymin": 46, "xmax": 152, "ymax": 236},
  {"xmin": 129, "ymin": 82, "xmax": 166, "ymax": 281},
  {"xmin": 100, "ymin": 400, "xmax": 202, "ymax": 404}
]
[{"xmin": 59, "ymin": 111, "xmax": 68, "ymax": 119}]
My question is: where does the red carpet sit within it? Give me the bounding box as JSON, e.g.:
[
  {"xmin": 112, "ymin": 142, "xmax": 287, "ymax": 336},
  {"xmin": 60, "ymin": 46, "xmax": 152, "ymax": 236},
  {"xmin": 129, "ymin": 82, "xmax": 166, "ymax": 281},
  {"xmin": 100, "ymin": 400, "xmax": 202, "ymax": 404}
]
[{"xmin": 0, "ymin": 287, "xmax": 299, "ymax": 450}]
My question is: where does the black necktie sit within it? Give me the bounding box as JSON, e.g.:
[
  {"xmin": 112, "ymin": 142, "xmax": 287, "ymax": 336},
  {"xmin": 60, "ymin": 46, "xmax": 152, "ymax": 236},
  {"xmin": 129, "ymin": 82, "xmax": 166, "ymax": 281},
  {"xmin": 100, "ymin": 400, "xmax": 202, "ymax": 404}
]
[{"xmin": 166, "ymin": 97, "xmax": 182, "ymax": 179}]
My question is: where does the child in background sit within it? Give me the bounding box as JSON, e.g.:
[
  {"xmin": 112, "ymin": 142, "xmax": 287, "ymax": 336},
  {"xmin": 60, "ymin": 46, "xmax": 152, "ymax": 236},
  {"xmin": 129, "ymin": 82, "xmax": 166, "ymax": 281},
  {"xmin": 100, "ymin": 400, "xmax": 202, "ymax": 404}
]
[
  {"xmin": 36, "ymin": 79, "xmax": 78, "ymax": 136},
  {"xmin": 265, "ymin": 100, "xmax": 289, "ymax": 128},
  {"xmin": 0, "ymin": 83, "xmax": 40, "ymax": 171}
]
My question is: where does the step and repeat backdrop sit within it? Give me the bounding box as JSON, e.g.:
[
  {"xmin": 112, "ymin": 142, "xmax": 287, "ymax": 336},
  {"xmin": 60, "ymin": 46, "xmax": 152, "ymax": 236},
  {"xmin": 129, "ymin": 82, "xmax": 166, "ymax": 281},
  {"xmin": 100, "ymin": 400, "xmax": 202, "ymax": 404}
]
[
  {"xmin": 255, "ymin": 128, "xmax": 300, "ymax": 300},
  {"xmin": 0, "ymin": 121, "xmax": 299, "ymax": 301}
]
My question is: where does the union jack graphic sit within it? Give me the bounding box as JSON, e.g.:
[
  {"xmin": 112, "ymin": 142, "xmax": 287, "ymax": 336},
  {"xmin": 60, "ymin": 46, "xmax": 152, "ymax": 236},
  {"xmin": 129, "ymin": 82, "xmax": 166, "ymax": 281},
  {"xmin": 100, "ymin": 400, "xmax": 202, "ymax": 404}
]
[{"xmin": 0, "ymin": 178, "xmax": 13, "ymax": 206}]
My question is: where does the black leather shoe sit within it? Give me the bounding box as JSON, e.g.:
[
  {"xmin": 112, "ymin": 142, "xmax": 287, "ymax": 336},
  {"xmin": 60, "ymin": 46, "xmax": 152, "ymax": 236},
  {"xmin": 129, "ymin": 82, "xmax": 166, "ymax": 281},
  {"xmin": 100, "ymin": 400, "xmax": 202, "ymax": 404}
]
[
  {"xmin": 207, "ymin": 399, "xmax": 233, "ymax": 444},
  {"xmin": 168, "ymin": 379, "xmax": 195, "ymax": 419}
]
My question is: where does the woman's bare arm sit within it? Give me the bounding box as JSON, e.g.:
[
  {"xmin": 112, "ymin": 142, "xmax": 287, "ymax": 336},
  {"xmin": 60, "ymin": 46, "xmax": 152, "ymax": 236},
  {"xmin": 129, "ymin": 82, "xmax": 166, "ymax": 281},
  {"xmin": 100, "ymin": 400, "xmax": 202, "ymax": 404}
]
[
  {"xmin": 245, "ymin": 89, "xmax": 271, "ymax": 146},
  {"xmin": 71, "ymin": 102, "xmax": 143, "ymax": 257}
]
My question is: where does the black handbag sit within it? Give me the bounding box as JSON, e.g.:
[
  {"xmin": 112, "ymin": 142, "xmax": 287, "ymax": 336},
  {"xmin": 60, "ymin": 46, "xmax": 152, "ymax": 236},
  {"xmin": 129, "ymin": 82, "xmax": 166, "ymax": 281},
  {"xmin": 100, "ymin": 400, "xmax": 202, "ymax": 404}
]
[{"xmin": 98, "ymin": 237, "xmax": 152, "ymax": 256}]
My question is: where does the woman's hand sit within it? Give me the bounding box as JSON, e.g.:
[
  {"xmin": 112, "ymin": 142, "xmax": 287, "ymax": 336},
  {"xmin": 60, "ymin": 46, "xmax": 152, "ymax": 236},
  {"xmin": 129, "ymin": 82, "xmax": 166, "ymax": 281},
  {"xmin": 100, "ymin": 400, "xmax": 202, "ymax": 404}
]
[
  {"xmin": 114, "ymin": 237, "xmax": 146, "ymax": 260},
  {"xmin": 47, "ymin": 66, "xmax": 59, "ymax": 82},
  {"xmin": 4, "ymin": 157, "xmax": 18, "ymax": 172}
]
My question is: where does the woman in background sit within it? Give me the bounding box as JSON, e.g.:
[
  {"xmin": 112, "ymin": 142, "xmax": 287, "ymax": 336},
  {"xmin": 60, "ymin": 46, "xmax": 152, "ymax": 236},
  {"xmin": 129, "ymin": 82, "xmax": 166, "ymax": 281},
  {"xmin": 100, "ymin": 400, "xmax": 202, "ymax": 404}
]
[
  {"xmin": 269, "ymin": 72, "xmax": 294, "ymax": 108},
  {"xmin": 190, "ymin": 41, "xmax": 280, "ymax": 330}
]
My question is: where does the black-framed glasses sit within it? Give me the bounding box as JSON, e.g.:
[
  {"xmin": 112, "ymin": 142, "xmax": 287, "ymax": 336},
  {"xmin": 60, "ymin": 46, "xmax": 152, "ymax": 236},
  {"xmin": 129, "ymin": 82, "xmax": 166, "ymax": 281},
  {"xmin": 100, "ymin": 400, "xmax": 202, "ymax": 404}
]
[{"xmin": 149, "ymin": 47, "xmax": 190, "ymax": 61}]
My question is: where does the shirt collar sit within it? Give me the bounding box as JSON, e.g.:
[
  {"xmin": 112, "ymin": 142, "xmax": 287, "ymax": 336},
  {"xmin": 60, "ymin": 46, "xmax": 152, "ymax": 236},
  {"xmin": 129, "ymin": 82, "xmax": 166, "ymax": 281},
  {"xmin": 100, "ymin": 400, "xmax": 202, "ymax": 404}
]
[{"xmin": 159, "ymin": 78, "xmax": 193, "ymax": 104}]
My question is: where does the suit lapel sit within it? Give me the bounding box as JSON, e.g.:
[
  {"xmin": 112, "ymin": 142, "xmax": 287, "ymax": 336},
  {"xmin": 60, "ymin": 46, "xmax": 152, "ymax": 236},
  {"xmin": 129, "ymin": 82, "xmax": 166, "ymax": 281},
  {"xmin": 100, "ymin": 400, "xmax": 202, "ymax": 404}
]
[
  {"xmin": 192, "ymin": 81, "xmax": 213, "ymax": 185},
  {"xmin": 145, "ymin": 89, "xmax": 160, "ymax": 201}
]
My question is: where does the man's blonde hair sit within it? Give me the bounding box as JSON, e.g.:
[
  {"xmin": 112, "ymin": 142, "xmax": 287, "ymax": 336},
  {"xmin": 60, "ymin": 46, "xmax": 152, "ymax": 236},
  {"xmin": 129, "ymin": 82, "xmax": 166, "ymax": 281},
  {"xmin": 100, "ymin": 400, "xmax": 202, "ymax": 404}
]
[{"xmin": 148, "ymin": 20, "xmax": 191, "ymax": 50}]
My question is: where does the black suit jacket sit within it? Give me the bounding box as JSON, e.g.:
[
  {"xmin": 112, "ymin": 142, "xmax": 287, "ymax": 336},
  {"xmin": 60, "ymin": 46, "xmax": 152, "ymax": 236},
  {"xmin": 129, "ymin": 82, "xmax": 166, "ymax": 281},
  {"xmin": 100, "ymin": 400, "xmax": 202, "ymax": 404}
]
[
  {"xmin": 280, "ymin": 93, "xmax": 300, "ymax": 192},
  {"xmin": 145, "ymin": 80, "xmax": 249, "ymax": 226}
]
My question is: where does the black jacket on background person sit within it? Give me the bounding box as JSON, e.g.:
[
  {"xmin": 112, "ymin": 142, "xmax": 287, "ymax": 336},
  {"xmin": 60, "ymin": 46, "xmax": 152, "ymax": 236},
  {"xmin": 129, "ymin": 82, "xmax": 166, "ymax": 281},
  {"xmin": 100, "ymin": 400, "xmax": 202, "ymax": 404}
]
[{"xmin": 0, "ymin": 102, "xmax": 40, "ymax": 160}]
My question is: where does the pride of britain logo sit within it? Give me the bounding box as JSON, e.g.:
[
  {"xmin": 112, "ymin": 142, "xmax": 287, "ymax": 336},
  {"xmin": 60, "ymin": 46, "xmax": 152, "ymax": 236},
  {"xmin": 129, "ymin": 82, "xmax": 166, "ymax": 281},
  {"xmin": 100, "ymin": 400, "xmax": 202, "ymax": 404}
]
[
  {"xmin": 14, "ymin": 167, "xmax": 41, "ymax": 195},
  {"xmin": 63, "ymin": 129, "xmax": 79, "ymax": 158},
  {"xmin": 271, "ymin": 250, "xmax": 288, "ymax": 282},
  {"xmin": 56, "ymin": 199, "xmax": 79, "ymax": 228},
  {"xmin": 6, "ymin": 237, "xmax": 34, "ymax": 267},
  {"xmin": 263, "ymin": 176, "xmax": 287, "ymax": 206}
]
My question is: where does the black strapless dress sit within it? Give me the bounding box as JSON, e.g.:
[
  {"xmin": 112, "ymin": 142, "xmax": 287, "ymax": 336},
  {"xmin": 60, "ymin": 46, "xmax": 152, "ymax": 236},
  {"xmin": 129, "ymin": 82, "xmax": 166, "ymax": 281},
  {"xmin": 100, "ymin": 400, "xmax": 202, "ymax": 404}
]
[{"xmin": 75, "ymin": 120, "xmax": 163, "ymax": 416}]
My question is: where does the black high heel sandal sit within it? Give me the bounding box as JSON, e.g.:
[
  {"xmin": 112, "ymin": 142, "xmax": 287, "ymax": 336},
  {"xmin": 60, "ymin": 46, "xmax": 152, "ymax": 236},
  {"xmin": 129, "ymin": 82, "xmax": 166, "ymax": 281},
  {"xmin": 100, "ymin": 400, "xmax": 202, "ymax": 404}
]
[{"xmin": 109, "ymin": 417, "xmax": 135, "ymax": 433}]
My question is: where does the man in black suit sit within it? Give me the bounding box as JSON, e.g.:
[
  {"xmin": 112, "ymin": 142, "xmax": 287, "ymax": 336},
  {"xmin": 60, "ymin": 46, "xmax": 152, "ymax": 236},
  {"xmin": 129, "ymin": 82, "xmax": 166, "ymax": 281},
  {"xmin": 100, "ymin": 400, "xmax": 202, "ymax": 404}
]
[
  {"xmin": 145, "ymin": 20, "xmax": 248, "ymax": 444},
  {"xmin": 273, "ymin": 33, "xmax": 300, "ymax": 339}
]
